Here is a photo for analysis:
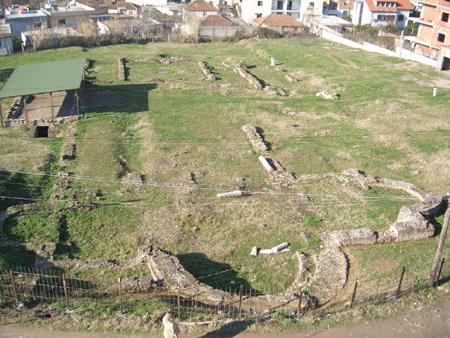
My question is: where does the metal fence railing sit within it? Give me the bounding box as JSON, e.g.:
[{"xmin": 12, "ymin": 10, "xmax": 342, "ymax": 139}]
[{"xmin": 0, "ymin": 258, "xmax": 448, "ymax": 322}]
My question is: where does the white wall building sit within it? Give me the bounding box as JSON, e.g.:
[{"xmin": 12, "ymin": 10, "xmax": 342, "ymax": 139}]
[
  {"xmin": 126, "ymin": 0, "xmax": 168, "ymax": 6},
  {"xmin": 352, "ymin": 0, "xmax": 413, "ymax": 27},
  {"xmin": 241, "ymin": 0, "xmax": 323, "ymax": 24}
]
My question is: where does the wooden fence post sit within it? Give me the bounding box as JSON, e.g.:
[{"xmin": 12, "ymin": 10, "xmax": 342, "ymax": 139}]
[
  {"xmin": 61, "ymin": 273, "xmax": 69, "ymax": 307},
  {"xmin": 395, "ymin": 266, "xmax": 406, "ymax": 297},
  {"xmin": 10, "ymin": 270, "xmax": 18, "ymax": 306},
  {"xmin": 430, "ymin": 206, "xmax": 450, "ymax": 286},
  {"xmin": 350, "ymin": 278, "xmax": 358, "ymax": 308},
  {"xmin": 436, "ymin": 257, "xmax": 445, "ymax": 286}
]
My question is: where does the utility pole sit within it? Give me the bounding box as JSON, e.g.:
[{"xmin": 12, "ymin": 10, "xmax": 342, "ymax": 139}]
[{"xmin": 430, "ymin": 203, "xmax": 450, "ymax": 286}]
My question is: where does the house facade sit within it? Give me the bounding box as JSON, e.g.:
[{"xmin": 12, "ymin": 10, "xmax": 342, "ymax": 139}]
[
  {"xmin": 5, "ymin": 9, "xmax": 49, "ymax": 38},
  {"xmin": 0, "ymin": 20, "xmax": 13, "ymax": 55},
  {"xmin": 42, "ymin": 1, "xmax": 95, "ymax": 28},
  {"xmin": 241, "ymin": 0, "xmax": 323, "ymax": 24},
  {"xmin": 253, "ymin": 13, "xmax": 303, "ymax": 32},
  {"xmin": 183, "ymin": 1, "xmax": 219, "ymax": 19},
  {"xmin": 408, "ymin": 0, "xmax": 450, "ymax": 64},
  {"xmin": 352, "ymin": 0, "xmax": 413, "ymax": 27}
]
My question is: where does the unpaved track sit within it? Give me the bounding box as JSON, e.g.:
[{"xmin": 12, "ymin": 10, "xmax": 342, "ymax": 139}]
[{"xmin": 1, "ymin": 298, "xmax": 449, "ymax": 338}]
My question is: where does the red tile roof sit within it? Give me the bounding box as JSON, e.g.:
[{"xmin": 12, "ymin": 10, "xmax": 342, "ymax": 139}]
[
  {"xmin": 185, "ymin": 1, "xmax": 218, "ymax": 12},
  {"xmin": 365, "ymin": 0, "xmax": 413, "ymax": 12},
  {"xmin": 201, "ymin": 14, "xmax": 232, "ymax": 26},
  {"xmin": 253, "ymin": 14, "xmax": 301, "ymax": 27}
]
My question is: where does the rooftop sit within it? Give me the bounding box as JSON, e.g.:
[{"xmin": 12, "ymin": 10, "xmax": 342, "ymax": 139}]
[
  {"xmin": 201, "ymin": 14, "xmax": 232, "ymax": 26},
  {"xmin": 0, "ymin": 58, "xmax": 87, "ymax": 99},
  {"xmin": 365, "ymin": 0, "xmax": 414, "ymax": 12},
  {"xmin": 185, "ymin": 1, "xmax": 218, "ymax": 12},
  {"xmin": 253, "ymin": 14, "xmax": 301, "ymax": 27}
]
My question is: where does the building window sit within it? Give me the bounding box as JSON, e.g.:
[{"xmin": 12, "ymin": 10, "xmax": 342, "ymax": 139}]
[
  {"xmin": 437, "ymin": 33, "xmax": 445, "ymax": 42},
  {"xmin": 276, "ymin": 0, "xmax": 283, "ymax": 10},
  {"xmin": 309, "ymin": 2, "xmax": 314, "ymax": 7},
  {"xmin": 257, "ymin": 0, "xmax": 263, "ymax": 5},
  {"xmin": 398, "ymin": 14, "xmax": 404, "ymax": 21},
  {"xmin": 442, "ymin": 12, "xmax": 449, "ymax": 23},
  {"xmin": 58, "ymin": 18, "xmax": 66, "ymax": 26},
  {"xmin": 287, "ymin": 0, "xmax": 293, "ymax": 10},
  {"xmin": 256, "ymin": 13, "xmax": 262, "ymax": 17}
]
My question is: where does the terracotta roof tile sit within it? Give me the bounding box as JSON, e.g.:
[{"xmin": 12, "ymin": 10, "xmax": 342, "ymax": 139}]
[
  {"xmin": 201, "ymin": 14, "xmax": 232, "ymax": 26},
  {"xmin": 185, "ymin": 1, "xmax": 218, "ymax": 12},
  {"xmin": 365, "ymin": 0, "xmax": 413, "ymax": 12},
  {"xmin": 253, "ymin": 14, "xmax": 301, "ymax": 27}
]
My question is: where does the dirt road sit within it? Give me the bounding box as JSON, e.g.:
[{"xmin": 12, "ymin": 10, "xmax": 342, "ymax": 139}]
[{"xmin": 1, "ymin": 298, "xmax": 449, "ymax": 338}]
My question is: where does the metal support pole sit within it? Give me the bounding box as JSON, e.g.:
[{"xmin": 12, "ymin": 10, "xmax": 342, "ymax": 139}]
[
  {"xmin": 350, "ymin": 278, "xmax": 358, "ymax": 308},
  {"xmin": 395, "ymin": 266, "xmax": 406, "ymax": 297},
  {"xmin": 23, "ymin": 96, "xmax": 29, "ymax": 125},
  {"xmin": 50, "ymin": 92, "xmax": 54, "ymax": 120},
  {"xmin": 0, "ymin": 101, "xmax": 4, "ymax": 128},
  {"xmin": 75, "ymin": 90, "xmax": 80, "ymax": 116}
]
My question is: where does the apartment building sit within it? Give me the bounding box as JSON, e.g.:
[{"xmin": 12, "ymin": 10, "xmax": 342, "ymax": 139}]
[
  {"xmin": 241, "ymin": 0, "xmax": 323, "ymax": 24},
  {"xmin": 408, "ymin": 0, "xmax": 450, "ymax": 66}
]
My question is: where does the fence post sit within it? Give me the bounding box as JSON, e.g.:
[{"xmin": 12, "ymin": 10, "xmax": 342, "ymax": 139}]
[
  {"xmin": 430, "ymin": 206, "xmax": 449, "ymax": 286},
  {"xmin": 297, "ymin": 291, "xmax": 303, "ymax": 319},
  {"xmin": 10, "ymin": 270, "xmax": 18, "ymax": 306},
  {"xmin": 177, "ymin": 291, "xmax": 181, "ymax": 319},
  {"xmin": 238, "ymin": 285, "xmax": 243, "ymax": 319},
  {"xmin": 61, "ymin": 273, "xmax": 69, "ymax": 307},
  {"xmin": 395, "ymin": 266, "xmax": 405, "ymax": 297},
  {"xmin": 350, "ymin": 278, "xmax": 358, "ymax": 308},
  {"xmin": 436, "ymin": 257, "xmax": 445, "ymax": 286}
]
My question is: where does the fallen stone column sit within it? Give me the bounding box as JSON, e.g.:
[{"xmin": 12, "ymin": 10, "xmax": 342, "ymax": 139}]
[
  {"xmin": 216, "ymin": 190, "xmax": 250, "ymax": 198},
  {"xmin": 258, "ymin": 156, "xmax": 275, "ymax": 173}
]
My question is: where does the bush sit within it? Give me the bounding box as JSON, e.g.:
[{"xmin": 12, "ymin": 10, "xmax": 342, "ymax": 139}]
[{"xmin": 256, "ymin": 27, "xmax": 282, "ymax": 39}]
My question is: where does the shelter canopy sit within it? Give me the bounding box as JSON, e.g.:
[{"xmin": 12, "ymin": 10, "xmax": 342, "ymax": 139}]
[{"xmin": 0, "ymin": 58, "xmax": 86, "ymax": 99}]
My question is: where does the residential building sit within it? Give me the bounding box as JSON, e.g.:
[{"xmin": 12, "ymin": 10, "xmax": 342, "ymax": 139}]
[
  {"xmin": 183, "ymin": 1, "xmax": 219, "ymax": 19},
  {"xmin": 108, "ymin": 1, "xmax": 140, "ymax": 18},
  {"xmin": 253, "ymin": 13, "xmax": 303, "ymax": 31},
  {"xmin": 326, "ymin": 0, "xmax": 355, "ymax": 17},
  {"xmin": 241, "ymin": 0, "xmax": 323, "ymax": 24},
  {"xmin": 126, "ymin": 0, "xmax": 168, "ymax": 6},
  {"xmin": 0, "ymin": 20, "xmax": 13, "ymax": 55},
  {"xmin": 41, "ymin": 0, "xmax": 95, "ymax": 28},
  {"xmin": 408, "ymin": 0, "xmax": 450, "ymax": 65},
  {"xmin": 5, "ymin": 8, "xmax": 49, "ymax": 38},
  {"xmin": 352, "ymin": 0, "xmax": 413, "ymax": 27}
]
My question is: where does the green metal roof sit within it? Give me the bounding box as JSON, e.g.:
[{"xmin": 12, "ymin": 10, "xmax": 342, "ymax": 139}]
[{"xmin": 0, "ymin": 58, "xmax": 86, "ymax": 99}]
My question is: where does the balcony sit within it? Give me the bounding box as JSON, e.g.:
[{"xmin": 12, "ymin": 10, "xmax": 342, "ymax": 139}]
[{"xmin": 409, "ymin": 16, "xmax": 435, "ymax": 26}]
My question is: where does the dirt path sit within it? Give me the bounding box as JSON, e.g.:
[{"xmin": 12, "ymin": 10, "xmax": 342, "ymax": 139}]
[{"xmin": 1, "ymin": 298, "xmax": 449, "ymax": 338}]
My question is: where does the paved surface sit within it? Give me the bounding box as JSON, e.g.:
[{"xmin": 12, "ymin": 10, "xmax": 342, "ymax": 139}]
[{"xmin": 1, "ymin": 298, "xmax": 449, "ymax": 338}]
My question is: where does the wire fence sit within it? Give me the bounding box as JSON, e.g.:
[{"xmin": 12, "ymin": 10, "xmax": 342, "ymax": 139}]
[{"xmin": 0, "ymin": 258, "xmax": 449, "ymax": 322}]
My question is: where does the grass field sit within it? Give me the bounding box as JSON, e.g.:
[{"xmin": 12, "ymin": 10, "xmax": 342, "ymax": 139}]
[{"xmin": 0, "ymin": 37, "xmax": 449, "ymax": 294}]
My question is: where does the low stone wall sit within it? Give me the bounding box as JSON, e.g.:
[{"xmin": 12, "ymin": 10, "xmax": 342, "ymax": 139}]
[
  {"xmin": 233, "ymin": 66, "xmax": 263, "ymax": 90},
  {"xmin": 198, "ymin": 61, "xmax": 216, "ymax": 81},
  {"xmin": 241, "ymin": 124, "xmax": 269, "ymax": 153}
]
